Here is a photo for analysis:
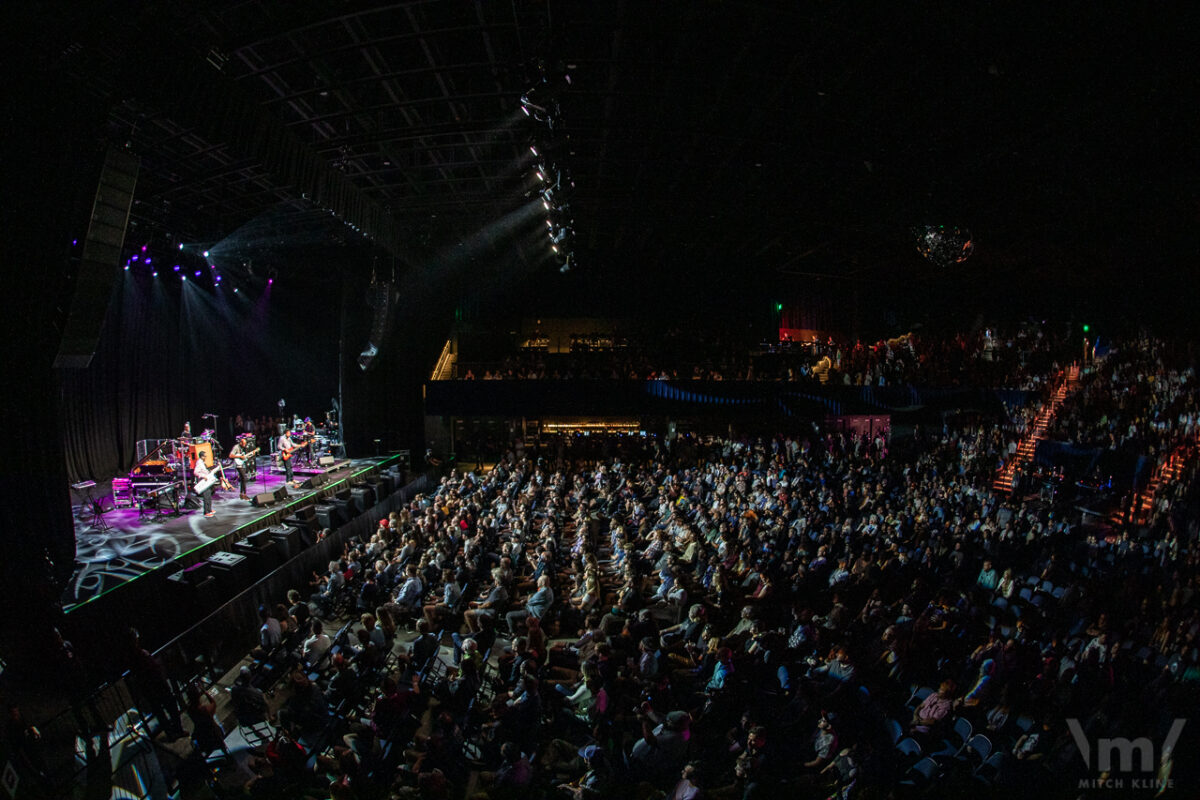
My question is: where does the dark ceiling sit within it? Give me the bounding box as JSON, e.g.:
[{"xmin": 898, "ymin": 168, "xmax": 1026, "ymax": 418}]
[{"xmin": 13, "ymin": 0, "xmax": 1200, "ymax": 308}]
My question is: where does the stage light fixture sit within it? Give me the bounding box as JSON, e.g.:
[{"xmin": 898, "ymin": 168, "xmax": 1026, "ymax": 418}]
[
  {"xmin": 233, "ymin": 287, "xmax": 239, "ymax": 293},
  {"xmin": 551, "ymin": 244, "xmax": 559, "ymax": 253},
  {"xmin": 152, "ymin": 271, "xmax": 158, "ymax": 277},
  {"xmin": 181, "ymin": 275, "xmax": 187, "ymax": 282},
  {"xmin": 124, "ymin": 265, "xmax": 129, "ymax": 271},
  {"xmin": 530, "ymin": 145, "xmax": 539, "ymax": 156},
  {"xmin": 131, "ymin": 255, "xmax": 139, "ymax": 262},
  {"xmin": 194, "ymin": 270, "xmax": 201, "ymax": 277},
  {"xmin": 141, "ymin": 245, "xmax": 147, "ymax": 252},
  {"xmin": 202, "ymin": 250, "xmax": 209, "ymax": 257},
  {"xmin": 173, "ymin": 265, "xmax": 180, "ymax": 271},
  {"xmin": 178, "ymin": 243, "xmax": 184, "ymax": 250},
  {"xmin": 144, "ymin": 258, "xmax": 151, "ymax": 264},
  {"xmin": 268, "ymin": 278, "xmax": 274, "ymax": 285},
  {"xmin": 542, "ymin": 199, "xmax": 550, "ymax": 210}
]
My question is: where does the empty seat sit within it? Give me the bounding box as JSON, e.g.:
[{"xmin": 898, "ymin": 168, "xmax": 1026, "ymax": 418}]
[
  {"xmin": 898, "ymin": 757, "xmax": 941, "ymax": 788},
  {"xmin": 887, "ymin": 718, "xmax": 904, "ymax": 745},
  {"xmin": 896, "ymin": 737, "xmax": 923, "ymax": 760},
  {"xmin": 956, "ymin": 733, "xmax": 993, "ymax": 767},
  {"xmin": 931, "ymin": 717, "xmax": 973, "ymax": 758}
]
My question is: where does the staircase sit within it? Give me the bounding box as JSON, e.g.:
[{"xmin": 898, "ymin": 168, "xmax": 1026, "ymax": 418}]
[
  {"xmin": 993, "ymin": 365, "xmax": 1080, "ymax": 494},
  {"xmin": 431, "ymin": 339, "xmax": 455, "ymax": 381},
  {"xmin": 1109, "ymin": 434, "xmax": 1199, "ymax": 527}
]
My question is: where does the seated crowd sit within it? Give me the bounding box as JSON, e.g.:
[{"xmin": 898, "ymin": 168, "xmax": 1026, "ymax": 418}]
[
  {"xmin": 59, "ymin": 337, "xmax": 1195, "ymax": 800},
  {"xmin": 453, "ymin": 325, "xmax": 1077, "ymax": 390}
]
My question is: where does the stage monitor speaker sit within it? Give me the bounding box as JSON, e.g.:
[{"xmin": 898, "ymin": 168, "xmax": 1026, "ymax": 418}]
[
  {"xmin": 303, "ymin": 473, "xmax": 328, "ymax": 490},
  {"xmin": 252, "ymin": 487, "xmax": 289, "ymax": 507},
  {"xmin": 319, "ymin": 456, "xmax": 337, "ymax": 467},
  {"xmin": 54, "ymin": 146, "xmax": 139, "ymax": 369}
]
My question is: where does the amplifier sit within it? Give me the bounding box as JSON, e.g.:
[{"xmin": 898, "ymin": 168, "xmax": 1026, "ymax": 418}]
[
  {"xmin": 206, "ymin": 550, "xmax": 250, "ymax": 593},
  {"xmin": 268, "ymin": 524, "xmax": 305, "ymax": 558},
  {"xmin": 207, "ymin": 551, "xmax": 246, "ymax": 568},
  {"xmin": 349, "ymin": 486, "xmax": 376, "ymax": 514}
]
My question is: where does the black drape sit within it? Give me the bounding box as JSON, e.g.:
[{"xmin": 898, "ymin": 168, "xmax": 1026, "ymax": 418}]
[{"xmin": 58, "ymin": 271, "xmax": 338, "ymax": 484}]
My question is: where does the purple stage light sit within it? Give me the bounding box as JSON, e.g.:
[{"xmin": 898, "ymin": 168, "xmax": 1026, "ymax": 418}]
[
  {"xmin": 141, "ymin": 245, "xmax": 147, "ymax": 252},
  {"xmin": 215, "ymin": 275, "xmax": 222, "ymax": 282},
  {"xmin": 268, "ymin": 278, "xmax": 274, "ymax": 285},
  {"xmin": 173, "ymin": 265, "xmax": 181, "ymax": 272},
  {"xmin": 72, "ymin": 239, "xmax": 78, "ymax": 246},
  {"xmin": 194, "ymin": 270, "xmax": 201, "ymax": 277},
  {"xmin": 131, "ymin": 255, "xmax": 139, "ymax": 262},
  {"xmin": 144, "ymin": 257, "xmax": 151, "ymax": 264}
]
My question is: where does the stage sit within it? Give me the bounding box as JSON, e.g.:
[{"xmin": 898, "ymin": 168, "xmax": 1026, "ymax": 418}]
[{"xmin": 64, "ymin": 455, "xmax": 394, "ymax": 611}]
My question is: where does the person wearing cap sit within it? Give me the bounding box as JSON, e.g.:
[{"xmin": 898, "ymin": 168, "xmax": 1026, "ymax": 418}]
[
  {"xmin": 557, "ymin": 743, "xmax": 612, "ymax": 799},
  {"xmin": 628, "ymin": 703, "xmax": 691, "ymax": 780}
]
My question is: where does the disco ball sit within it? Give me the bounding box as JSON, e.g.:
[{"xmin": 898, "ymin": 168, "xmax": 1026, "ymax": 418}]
[{"xmin": 913, "ymin": 225, "xmax": 974, "ymax": 267}]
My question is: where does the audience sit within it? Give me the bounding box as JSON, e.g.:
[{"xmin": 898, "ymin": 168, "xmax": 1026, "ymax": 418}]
[{"xmin": 16, "ymin": 332, "xmax": 1200, "ymax": 800}]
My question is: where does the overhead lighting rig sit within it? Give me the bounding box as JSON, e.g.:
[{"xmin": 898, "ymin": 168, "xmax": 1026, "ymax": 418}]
[{"xmin": 520, "ymin": 61, "xmax": 579, "ymax": 274}]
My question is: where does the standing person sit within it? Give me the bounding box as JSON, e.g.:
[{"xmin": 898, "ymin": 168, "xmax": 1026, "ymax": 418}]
[
  {"xmin": 302, "ymin": 417, "xmax": 317, "ymax": 465},
  {"xmin": 229, "ymin": 433, "xmax": 258, "ymax": 500},
  {"xmin": 192, "ymin": 457, "xmax": 220, "ymax": 517},
  {"xmin": 127, "ymin": 628, "xmax": 185, "ymax": 739},
  {"xmin": 278, "ymin": 429, "xmax": 301, "ymax": 489},
  {"xmin": 184, "ymin": 681, "xmax": 230, "ymax": 760}
]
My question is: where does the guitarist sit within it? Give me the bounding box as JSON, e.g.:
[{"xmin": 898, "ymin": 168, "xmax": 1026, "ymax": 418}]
[
  {"xmin": 302, "ymin": 417, "xmax": 317, "ymax": 465},
  {"xmin": 229, "ymin": 433, "xmax": 259, "ymax": 500},
  {"xmin": 278, "ymin": 430, "xmax": 301, "ymax": 489}
]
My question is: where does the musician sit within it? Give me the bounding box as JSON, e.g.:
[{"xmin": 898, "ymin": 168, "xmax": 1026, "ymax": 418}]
[
  {"xmin": 229, "ymin": 434, "xmax": 257, "ymax": 500},
  {"xmin": 278, "ymin": 430, "xmax": 301, "ymax": 488},
  {"xmin": 193, "ymin": 458, "xmax": 218, "ymax": 518},
  {"xmin": 302, "ymin": 417, "xmax": 316, "ymax": 464}
]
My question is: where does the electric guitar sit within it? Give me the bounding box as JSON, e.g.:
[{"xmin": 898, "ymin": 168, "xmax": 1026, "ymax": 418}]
[
  {"xmin": 232, "ymin": 447, "xmax": 261, "ymax": 468},
  {"xmin": 280, "ymin": 437, "xmax": 312, "ymax": 462}
]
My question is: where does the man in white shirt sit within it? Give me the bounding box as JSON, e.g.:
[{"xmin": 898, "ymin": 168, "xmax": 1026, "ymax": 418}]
[
  {"xmin": 301, "ymin": 619, "xmax": 332, "ymax": 668},
  {"xmin": 193, "ymin": 458, "xmax": 218, "ymax": 517}
]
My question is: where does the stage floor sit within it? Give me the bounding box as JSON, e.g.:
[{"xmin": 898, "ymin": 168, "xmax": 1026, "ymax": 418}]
[{"xmin": 64, "ymin": 455, "xmax": 386, "ymax": 611}]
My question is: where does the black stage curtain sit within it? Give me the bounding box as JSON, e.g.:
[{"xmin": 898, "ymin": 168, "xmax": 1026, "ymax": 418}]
[{"xmin": 58, "ymin": 272, "xmax": 338, "ymax": 484}]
